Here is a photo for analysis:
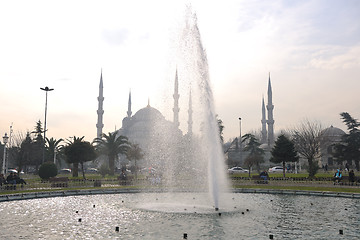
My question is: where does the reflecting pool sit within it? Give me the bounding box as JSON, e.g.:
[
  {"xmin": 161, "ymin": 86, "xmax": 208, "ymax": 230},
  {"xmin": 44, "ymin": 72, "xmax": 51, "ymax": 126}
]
[{"xmin": 0, "ymin": 192, "xmax": 359, "ymax": 239}]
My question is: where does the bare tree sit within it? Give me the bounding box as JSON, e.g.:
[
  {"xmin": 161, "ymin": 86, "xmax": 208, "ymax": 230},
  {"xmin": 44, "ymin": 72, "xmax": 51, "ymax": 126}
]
[{"xmin": 290, "ymin": 120, "xmax": 325, "ymax": 177}]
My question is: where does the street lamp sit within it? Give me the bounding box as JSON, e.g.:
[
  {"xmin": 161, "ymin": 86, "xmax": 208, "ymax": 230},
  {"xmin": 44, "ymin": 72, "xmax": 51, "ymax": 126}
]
[
  {"xmin": 2, "ymin": 133, "xmax": 9, "ymax": 175},
  {"xmin": 239, "ymin": 117, "xmax": 242, "ymax": 164},
  {"xmin": 40, "ymin": 86, "xmax": 54, "ymax": 163}
]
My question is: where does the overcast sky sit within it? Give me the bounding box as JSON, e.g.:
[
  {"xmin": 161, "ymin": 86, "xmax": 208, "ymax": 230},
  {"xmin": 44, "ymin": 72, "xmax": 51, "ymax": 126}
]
[{"xmin": 1, "ymin": 0, "xmax": 360, "ymax": 143}]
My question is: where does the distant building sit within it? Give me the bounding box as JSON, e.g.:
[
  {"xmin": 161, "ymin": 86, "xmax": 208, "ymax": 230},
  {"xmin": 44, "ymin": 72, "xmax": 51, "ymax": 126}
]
[
  {"xmin": 96, "ymin": 70, "xmax": 192, "ymax": 168},
  {"xmin": 225, "ymin": 74, "xmax": 275, "ymax": 168},
  {"xmin": 320, "ymin": 126, "xmax": 346, "ymax": 168}
]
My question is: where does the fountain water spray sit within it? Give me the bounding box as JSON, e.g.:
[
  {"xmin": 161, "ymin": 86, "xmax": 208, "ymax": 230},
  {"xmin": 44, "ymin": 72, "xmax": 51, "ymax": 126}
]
[{"xmin": 145, "ymin": 6, "xmax": 229, "ymax": 211}]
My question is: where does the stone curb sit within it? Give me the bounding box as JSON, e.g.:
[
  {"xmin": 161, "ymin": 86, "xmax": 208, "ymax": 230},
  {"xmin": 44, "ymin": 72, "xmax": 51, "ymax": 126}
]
[
  {"xmin": 233, "ymin": 188, "xmax": 360, "ymax": 199},
  {"xmin": 0, "ymin": 188, "xmax": 359, "ymax": 202}
]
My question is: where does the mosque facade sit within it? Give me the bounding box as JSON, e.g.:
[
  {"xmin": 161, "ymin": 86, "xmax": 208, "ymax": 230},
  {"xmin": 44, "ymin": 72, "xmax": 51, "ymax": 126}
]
[
  {"xmin": 95, "ymin": 71, "xmax": 188, "ymax": 168},
  {"xmin": 95, "ymin": 71, "xmax": 347, "ymax": 170},
  {"xmin": 96, "ymin": 71, "xmax": 276, "ymax": 168}
]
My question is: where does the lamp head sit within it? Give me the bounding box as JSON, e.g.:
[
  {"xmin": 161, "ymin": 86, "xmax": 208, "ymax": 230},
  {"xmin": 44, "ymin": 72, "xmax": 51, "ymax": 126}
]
[
  {"xmin": 40, "ymin": 86, "xmax": 54, "ymax": 91},
  {"xmin": 2, "ymin": 133, "xmax": 9, "ymax": 144}
]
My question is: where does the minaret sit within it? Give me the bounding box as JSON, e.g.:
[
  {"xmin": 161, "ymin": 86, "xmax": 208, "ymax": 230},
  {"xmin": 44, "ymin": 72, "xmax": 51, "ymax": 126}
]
[
  {"xmin": 187, "ymin": 90, "xmax": 193, "ymax": 135},
  {"xmin": 173, "ymin": 69, "xmax": 180, "ymax": 128},
  {"xmin": 127, "ymin": 90, "xmax": 132, "ymax": 117},
  {"xmin": 96, "ymin": 70, "xmax": 104, "ymax": 138},
  {"xmin": 266, "ymin": 73, "xmax": 275, "ymax": 145},
  {"xmin": 261, "ymin": 96, "xmax": 267, "ymax": 144}
]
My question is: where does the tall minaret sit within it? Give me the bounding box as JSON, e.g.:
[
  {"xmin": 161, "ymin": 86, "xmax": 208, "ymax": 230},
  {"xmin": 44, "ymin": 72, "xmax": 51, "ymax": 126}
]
[
  {"xmin": 266, "ymin": 73, "xmax": 275, "ymax": 145},
  {"xmin": 127, "ymin": 90, "xmax": 132, "ymax": 118},
  {"xmin": 187, "ymin": 90, "xmax": 193, "ymax": 135},
  {"xmin": 173, "ymin": 69, "xmax": 180, "ymax": 128},
  {"xmin": 96, "ymin": 70, "xmax": 104, "ymax": 138},
  {"xmin": 261, "ymin": 96, "xmax": 267, "ymax": 144}
]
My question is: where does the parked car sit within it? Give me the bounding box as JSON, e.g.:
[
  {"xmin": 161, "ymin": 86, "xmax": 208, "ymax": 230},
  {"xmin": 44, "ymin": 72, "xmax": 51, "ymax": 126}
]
[
  {"xmin": 228, "ymin": 167, "xmax": 249, "ymax": 174},
  {"xmin": 59, "ymin": 168, "xmax": 72, "ymax": 174},
  {"xmin": 85, "ymin": 168, "xmax": 98, "ymax": 173},
  {"xmin": 140, "ymin": 167, "xmax": 157, "ymax": 175},
  {"xmin": 268, "ymin": 166, "xmax": 284, "ymax": 173}
]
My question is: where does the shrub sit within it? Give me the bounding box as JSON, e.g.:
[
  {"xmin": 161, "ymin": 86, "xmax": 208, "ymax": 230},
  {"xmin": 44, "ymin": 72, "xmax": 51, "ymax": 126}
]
[
  {"xmin": 39, "ymin": 161, "xmax": 58, "ymax": 180},
  {"xmin": 99, "ymin": 163, "xmax": 110, "ymax": 177}
]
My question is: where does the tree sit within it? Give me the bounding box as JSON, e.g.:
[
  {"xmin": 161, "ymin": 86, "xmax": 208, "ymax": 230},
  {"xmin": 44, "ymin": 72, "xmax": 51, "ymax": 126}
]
[
  {"xmin": 46, "ymin": 137, "xmax": 63, "ymax": 166},
  {"xmin": 216, "ymin": 115, "xmax": 225, "ymax": 143},
  {"xmin": 126, "ymin": 143, "xmax": 144, "ymax": 179},
  {"xmin": 290, "ymin": 120, "xmax": 324, "ymax": 178},
  {"xmin": 17, "ymin": 132, "xmax": 32, "ymax": 172},
  {"xmin": 333, "ymin": 112, "xmax": 360, "ymax": 171},
  {"xmin": 64, "ymin": 136, "xmax": 97, "ymax": 179},
  {"xmin": 242, "ymin": 133, "xmax": 264, "ymax": 176},
  {"xmin": 270, "ymin": 134, "xmax": 299, "ymax": 177},
  {"xmin": 93, "ymin": 131, "xmax": 129, "ymax": 175},
  {"xmin": 31, "ymin": 120, "xmax": 44, "ymax": 169}
]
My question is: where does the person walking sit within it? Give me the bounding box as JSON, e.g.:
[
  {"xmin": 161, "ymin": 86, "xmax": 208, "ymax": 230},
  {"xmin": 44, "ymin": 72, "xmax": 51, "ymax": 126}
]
[{"xmin": 349, "ymin": 170, "xmax": 355, "ymax": 185}]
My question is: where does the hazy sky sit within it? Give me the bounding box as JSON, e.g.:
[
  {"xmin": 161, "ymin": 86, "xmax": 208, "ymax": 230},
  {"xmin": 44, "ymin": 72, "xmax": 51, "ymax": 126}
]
[{"xmin": 1, "ymin": 0, "xmax": 360, "ymax": 143}]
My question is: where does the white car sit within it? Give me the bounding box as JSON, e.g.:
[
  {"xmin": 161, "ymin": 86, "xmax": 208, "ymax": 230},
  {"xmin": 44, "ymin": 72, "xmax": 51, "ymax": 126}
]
[
  {"xmin": 59, "ymin": 168, "xmax": 72, "ymax": 174},
  {"xmin": 228, "ymin": 167, "xmax": 249, "ymax": 174},
  {"xmin": 85, "ymin": 168, "xmax": 98, "ymax": 173},
  {"xmin": 268, "ymin": 166, "xmax": 284, "ymax": 173}
]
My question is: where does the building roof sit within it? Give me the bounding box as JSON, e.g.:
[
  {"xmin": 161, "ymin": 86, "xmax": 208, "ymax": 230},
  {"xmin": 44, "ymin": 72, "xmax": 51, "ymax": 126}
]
[
  {"xmin": 132, "ymin": 105, "xmax": 165, "ymax": 123},
  {"xmin": 322, "ymin": 126, "xmax": 346, "ymax": 138}
]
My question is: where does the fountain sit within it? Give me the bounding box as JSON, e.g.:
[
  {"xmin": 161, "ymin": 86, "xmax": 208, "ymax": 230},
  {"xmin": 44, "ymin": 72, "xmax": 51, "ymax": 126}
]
[{"xmin": 138, "ymin": 6, "xmax": 229, "ymax": 212}]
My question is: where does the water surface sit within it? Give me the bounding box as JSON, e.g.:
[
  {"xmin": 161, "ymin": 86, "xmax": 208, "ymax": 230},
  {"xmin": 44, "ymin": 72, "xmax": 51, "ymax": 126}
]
[{"xmin": 0, "ymin": 193, "xmax": 358, "ymax": 239}]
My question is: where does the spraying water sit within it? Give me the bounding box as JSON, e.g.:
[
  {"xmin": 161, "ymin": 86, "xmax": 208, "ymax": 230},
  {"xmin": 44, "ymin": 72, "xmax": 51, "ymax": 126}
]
[{"xmin": 141, "ymin": 7, "xmax": 229, "ymax": 210}]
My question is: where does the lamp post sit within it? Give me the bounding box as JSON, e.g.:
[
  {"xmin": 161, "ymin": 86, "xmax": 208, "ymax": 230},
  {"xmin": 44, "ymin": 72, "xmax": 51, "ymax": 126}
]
[
  {"xmin": 2, "ymin": 133, "xmax": 9, "ymax": 175},
  {"xmin": 239, "ymin": 117, "xmax": 242, "ymax": 165},
  {"xmin": 40, "ymin": 86, "xmax": 54, "ymax": 164}
]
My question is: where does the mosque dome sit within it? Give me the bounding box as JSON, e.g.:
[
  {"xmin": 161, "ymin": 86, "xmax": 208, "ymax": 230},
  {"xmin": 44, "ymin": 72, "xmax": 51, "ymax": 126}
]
[
  {"xmin": 321, "ymin": 126, "xmax": 346, "ymax": 138},
  {"xmin": 321, "ymin": 126, "xmax": 345, "ymax": 144},
  {"xmin": 132, "ymin": 105, "xmax": 165, "ymax": 122}
]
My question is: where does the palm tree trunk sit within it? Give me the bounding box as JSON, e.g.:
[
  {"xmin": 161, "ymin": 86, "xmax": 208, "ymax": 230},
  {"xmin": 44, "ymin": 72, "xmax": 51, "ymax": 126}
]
[
  {"xmin": 72, "ymin": 162, "xmax": 79, "ymax": 177},
  {"xmin": 109, "ymin": 157, "xmax": 115, "ymax": 175},
  {"xmin": 282, "ymin": 161, "xmax": 286, "ymax": 178},
  {"xmin": 81, "ymin": 162, "xmax": 86, "ymax": 180}
]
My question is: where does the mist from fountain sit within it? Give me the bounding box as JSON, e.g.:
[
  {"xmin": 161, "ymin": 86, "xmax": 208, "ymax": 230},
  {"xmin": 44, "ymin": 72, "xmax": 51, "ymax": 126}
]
[{"xmin": 143, "ymin": 7, "xmax": 230, "ymax": 211}]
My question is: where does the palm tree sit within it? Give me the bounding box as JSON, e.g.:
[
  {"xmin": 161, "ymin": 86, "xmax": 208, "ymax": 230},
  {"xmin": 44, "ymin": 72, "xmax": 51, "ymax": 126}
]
[
  {"xmin": 126, "ymin": 143, "xmax": 144, "ymax": 179},
  {"xmin": 93, "ymin": 131, "xmax": 129, "ymax": 175},
  {"xmin": 46, "ymin": 137, "xmax": 63, "ymax": 166},
  {"xmin": 64, "ymin": 136, "xmax": 97, "ymax": 178},
  {"xmin": 242, "ymin": 133, "xmax": 265, "ymax": 176}
]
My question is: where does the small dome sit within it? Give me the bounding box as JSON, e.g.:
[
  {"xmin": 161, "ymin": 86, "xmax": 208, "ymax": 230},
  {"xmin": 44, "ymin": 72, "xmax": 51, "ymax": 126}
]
[
  {"xmin": 260, "ymin": 143, "xmax": 269, "ymax": 150},
  {"xmin": 322, "ymin": 126, "xmax": 346, "ymax": 138}
]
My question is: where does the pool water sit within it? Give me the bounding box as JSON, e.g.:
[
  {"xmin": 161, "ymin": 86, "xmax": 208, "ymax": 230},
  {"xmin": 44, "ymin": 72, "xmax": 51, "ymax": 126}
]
[{"xmin": 0, "ymin": 192, "xmax": 358, "ymax": 239}]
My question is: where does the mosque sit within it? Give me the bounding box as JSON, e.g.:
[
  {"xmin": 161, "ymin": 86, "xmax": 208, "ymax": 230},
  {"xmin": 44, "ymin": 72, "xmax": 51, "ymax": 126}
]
[
  {"xmin": 95, "ymin": 70, "xmax": 189, "ymax": 168},
  {"xmin": 225, "ymin": 74, "xmax": 275, "ymax": 168},
  {"xmin": 95, "ymin": 71, "xmax": 346, "ymax": 170}
]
